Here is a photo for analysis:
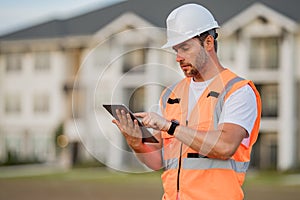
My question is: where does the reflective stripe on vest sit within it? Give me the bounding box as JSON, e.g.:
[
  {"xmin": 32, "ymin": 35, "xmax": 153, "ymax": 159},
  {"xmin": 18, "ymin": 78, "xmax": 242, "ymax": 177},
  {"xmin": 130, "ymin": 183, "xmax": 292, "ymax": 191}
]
[
  {"xmin": 163, "ymin": 158, "xmax": 178, "ymax": 170},
  {"xmin": 213, "ymin": 76, "xmax": 244, "ymax": 129},
  {"xmin": 164, "ymin": 157, "xmax": 249, "ymax": 173},
  {"xmin": 161, "ymin": 81, "xmax": 179, "ymax": 110}
]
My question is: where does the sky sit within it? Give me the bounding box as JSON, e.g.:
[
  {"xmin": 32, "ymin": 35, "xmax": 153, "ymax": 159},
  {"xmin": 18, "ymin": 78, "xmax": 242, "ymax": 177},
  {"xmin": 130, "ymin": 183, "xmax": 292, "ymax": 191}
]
[{"xmin": 0, "ymin": 0, "xmax": 124, "ymax": 35}]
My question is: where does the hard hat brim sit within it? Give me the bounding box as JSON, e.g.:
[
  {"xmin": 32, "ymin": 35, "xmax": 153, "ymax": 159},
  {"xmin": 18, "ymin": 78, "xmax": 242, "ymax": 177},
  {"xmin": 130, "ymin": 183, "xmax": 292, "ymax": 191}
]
[
  {"xmin": 161, "ymin": 25, "xmax": 220, "ymax": 49},
  {"xmin": 161, "ymin": 35, "xmax": 194, "ymax": 49}
]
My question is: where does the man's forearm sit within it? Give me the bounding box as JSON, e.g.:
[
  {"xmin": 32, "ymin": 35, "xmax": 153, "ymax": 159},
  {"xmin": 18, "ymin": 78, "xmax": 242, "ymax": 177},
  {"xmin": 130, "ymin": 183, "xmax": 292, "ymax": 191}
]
[
  {"xmin": 131, "ymin": 143, "xmax": 163, "ymax": 170},
  {"xmin": 173, "ymin": 123, "xmax": 246, "ymax": 159}
]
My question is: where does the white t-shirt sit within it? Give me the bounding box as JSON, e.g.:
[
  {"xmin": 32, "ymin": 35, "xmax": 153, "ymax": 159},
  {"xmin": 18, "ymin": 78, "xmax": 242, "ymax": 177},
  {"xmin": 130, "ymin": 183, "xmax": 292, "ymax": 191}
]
[{"xmin": 160, "ymin": 78, "xmax": 257, "ymax": 147}]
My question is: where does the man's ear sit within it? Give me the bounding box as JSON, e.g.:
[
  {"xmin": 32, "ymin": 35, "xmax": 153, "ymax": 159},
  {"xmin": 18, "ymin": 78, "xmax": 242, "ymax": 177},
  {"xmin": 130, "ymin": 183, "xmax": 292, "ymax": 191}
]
[{"xmin": 204, "ymin": 35, "xmax": 215, "ymax": 52}]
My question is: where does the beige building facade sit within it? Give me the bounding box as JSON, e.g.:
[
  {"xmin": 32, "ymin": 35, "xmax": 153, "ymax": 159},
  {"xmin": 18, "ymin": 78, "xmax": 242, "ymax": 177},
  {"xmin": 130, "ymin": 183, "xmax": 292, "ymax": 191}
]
[{"xmin": 0, "ymin": 1, "xmax": 299, "ymax": 171}]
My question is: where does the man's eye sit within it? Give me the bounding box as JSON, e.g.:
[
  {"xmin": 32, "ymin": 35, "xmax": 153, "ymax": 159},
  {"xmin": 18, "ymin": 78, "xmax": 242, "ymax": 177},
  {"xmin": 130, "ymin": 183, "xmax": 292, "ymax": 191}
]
[{"xmin": 181, "ymin": 46, "xmax": 189, "ymax": 51}]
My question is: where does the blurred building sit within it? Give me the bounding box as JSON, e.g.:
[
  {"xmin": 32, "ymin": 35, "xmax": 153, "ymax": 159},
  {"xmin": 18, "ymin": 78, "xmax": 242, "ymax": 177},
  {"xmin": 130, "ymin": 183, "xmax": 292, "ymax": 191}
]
[{"xmin": 0, "ymin": 0, "xmax": 299, "ymax": 171}]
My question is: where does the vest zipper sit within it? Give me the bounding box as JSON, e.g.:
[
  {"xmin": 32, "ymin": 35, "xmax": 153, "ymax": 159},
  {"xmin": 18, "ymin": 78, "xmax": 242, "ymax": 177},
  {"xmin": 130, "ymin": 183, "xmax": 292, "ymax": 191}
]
[
  {"xmin": 177, "ymin": 120, "xmax": 188, "ymax": 193},
  {"xmin": 177, "ymin": 142, "xmax": 183, "ymax": 192}
]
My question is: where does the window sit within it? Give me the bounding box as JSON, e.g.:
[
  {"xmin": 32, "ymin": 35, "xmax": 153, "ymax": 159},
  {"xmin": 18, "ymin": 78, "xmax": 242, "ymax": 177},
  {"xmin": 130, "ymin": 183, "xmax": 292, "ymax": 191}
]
[
  {"xmin": 34, "ymin": 52, "xmax": 50, "ymax": 71},
  {"xmin": 123, "ymin": 47, "xmax": 146, "ymax": 73},
  {"xmin": 251, "ymin": 132, "xmax": 277, "ymax": 169},
  {"xmin": 250, "ymin": 37, "xmax": 279, "ymax": 69},
  {"xmin": 124, "ymin": 86, "xmax": 145, "ymax": 112},
  {"xmin": 256, "ymin": 84, "xmax": 278, "ymax": 117},
  {"xmin": 5, "ymin": 93, "xmax": 21, "ymax": 114},
  {"xmin": 33, "ymin": 93, "xmax": 50, "ymax": 113},
  {"xmin": 6, "ymin": 53, "xmax": 22, "ymax": 72}
]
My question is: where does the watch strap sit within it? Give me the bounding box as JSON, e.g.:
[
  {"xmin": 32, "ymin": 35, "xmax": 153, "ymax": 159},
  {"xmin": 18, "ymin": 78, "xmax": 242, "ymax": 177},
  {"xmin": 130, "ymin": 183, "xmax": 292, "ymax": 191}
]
[{"xmin": 167, "ymin": 120, "xmax": 179, "ymax": 135}]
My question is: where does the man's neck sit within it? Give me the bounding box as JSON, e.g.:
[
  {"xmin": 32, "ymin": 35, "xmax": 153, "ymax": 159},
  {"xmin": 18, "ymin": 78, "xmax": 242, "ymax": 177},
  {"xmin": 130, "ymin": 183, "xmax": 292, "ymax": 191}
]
[{"xmin": 193, "ymin": 59, "xmax": 225, "ymax": 82}]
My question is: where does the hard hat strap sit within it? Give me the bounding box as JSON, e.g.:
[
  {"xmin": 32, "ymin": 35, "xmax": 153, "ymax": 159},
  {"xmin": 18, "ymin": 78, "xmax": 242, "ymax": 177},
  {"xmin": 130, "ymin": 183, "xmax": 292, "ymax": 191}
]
[{"xmin": 207, "ymin": 29, "xmax": 218, "ymax": 39}]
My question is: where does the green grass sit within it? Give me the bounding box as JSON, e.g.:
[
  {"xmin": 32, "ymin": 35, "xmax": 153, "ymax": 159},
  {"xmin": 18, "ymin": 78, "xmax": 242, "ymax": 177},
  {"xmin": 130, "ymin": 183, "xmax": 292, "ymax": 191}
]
[
  {"xmin": 4, "ymin": 167, "xmax": 162, "ymax": 184},
  {"xmin": 2, "ymin": 166, "xmax": 300, "ymax": 187},
  {"xmin": 2, "ymin": 167, "xmax": 300, "ymax": 200},
  {"xmin": 244, "ymin": 170, "xmax": 300, "ymax": 186}
]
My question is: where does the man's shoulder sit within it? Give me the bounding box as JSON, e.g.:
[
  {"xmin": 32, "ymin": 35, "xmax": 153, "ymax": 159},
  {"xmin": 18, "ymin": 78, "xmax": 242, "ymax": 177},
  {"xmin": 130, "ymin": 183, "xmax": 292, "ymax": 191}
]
[{"xmin": 227, "ymin": 84, "xmax": 256, "ymax": 102}]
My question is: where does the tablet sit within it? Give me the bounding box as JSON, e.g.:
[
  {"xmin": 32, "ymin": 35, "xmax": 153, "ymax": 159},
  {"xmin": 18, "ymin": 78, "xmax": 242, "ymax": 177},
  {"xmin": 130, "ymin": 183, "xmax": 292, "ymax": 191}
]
[{"xmin": 103, "ymin": 104, "xmax": 159, "ymax": 143}]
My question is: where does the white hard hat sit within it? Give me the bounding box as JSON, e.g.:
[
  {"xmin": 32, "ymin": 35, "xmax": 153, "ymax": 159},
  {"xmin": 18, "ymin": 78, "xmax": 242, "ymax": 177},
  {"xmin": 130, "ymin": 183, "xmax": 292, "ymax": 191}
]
[{"xmin": 162, "ymin": 4, "xmax": 219, "ymax": 48}]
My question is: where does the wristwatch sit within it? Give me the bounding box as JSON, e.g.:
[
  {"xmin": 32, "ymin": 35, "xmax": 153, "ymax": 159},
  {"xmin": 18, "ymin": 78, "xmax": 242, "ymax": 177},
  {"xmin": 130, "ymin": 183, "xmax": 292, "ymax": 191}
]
[{"xmin": 167, "ymin": 120, "xmax": 180, "ymax": 135}]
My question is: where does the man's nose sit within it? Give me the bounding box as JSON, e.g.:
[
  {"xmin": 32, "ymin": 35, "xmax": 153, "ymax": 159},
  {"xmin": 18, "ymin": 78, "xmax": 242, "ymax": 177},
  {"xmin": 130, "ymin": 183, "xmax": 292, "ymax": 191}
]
[{"xmin": 176, "ymin": 53, "xmax": 184, "ymax": 62}]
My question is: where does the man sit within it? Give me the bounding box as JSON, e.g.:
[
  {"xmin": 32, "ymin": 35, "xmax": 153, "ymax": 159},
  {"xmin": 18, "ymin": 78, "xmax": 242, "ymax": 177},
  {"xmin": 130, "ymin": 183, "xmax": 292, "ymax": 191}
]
[{"xmin": 113, "ymin": 3, "xmax": 261, "ymax": 200}]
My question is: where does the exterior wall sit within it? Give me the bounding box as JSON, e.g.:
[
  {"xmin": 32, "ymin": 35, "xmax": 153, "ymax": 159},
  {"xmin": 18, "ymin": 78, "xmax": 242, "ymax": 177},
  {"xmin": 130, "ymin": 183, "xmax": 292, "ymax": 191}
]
[
  {"xmin": 0, "ymin": 49, "xmax": 68, "ymax": 163},
  {"xmin": 219, "ymin": 15, "xmax": 299, "ymax": 170},
  {"xmin": 297, "ymin": 81, "xmax": 300, "ymax": 166},
  {"xmin": 296, "ymin": 34, "xmax": 300, "ymax": 166}
]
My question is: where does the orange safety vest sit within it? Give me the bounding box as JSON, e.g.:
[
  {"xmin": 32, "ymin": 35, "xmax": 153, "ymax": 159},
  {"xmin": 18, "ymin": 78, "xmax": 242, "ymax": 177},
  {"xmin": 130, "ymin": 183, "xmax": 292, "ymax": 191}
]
[{"xmin": 159, "ymin": 69, "xmax": 261, "ymax": 200}]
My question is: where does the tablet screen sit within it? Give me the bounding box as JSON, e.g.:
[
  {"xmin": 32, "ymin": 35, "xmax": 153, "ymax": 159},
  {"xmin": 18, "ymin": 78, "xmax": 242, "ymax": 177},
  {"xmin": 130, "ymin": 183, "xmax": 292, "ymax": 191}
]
[{"xmin": 103, "ymin": 104, "xmax": 159, "ymax": 143}]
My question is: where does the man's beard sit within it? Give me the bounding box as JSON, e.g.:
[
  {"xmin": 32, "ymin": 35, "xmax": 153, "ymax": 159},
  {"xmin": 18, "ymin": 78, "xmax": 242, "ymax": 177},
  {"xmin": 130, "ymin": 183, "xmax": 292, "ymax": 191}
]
[{"xmin": 182, "ymin": 65, "xmax": 201, "ymax": 78}]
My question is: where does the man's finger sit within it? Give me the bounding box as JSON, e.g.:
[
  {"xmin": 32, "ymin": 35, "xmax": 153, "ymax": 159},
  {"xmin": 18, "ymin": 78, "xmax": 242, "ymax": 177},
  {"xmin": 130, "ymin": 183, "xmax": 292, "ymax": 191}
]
[
  {"xmin": 112, "ymin": 119, "xmax": 118, "ymax": 125},
  {"xmin": 134, "ymin": 112, "xmax": 147, "ymax": 118}
]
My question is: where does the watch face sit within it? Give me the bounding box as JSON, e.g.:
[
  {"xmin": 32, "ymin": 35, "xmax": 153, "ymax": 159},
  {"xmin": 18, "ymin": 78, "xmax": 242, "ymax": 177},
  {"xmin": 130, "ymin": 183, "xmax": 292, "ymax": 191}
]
[{"xmin": 172, "ymin": 120, "xmax": 179, "ymax": 125}]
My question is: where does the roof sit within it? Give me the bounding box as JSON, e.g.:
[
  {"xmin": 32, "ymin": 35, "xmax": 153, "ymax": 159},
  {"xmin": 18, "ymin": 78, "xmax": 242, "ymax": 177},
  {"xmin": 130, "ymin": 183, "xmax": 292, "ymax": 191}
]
[{"xmin": 1, "ymin": 0, "xmax": 299, "ymax": 40}]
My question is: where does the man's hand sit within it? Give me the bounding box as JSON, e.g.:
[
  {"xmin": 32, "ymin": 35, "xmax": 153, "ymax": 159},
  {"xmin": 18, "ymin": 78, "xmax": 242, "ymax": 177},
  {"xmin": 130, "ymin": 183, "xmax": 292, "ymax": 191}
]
[
  {"xmin": 112, "ymin": 109, "xmax": 143, "ymax": 150},
  {"xmin": 112, "ymin": 110, "xmax": 163, "ymax": 170},
  {"xmin": 135, "ymin": 112, "xmax": 171, "ymax": 132}
]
